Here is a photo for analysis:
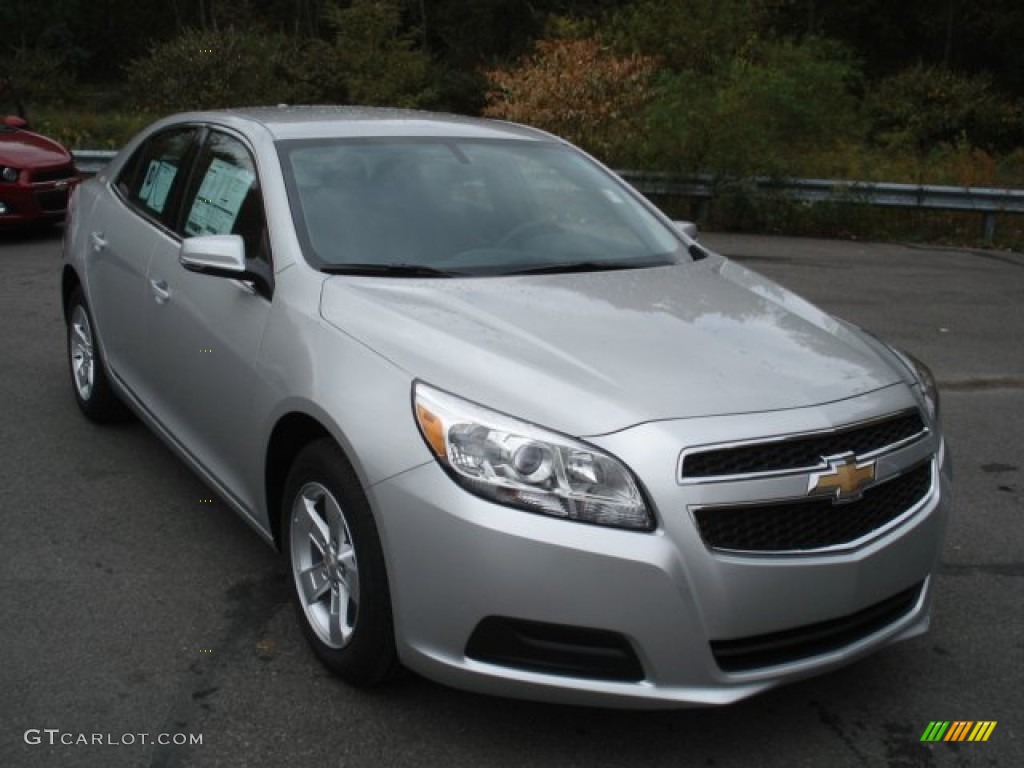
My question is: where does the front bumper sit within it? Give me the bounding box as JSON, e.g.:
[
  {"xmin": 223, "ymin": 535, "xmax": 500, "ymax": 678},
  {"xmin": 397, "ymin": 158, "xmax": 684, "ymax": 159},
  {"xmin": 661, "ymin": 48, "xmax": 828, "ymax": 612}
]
[
  {"xmin": 0, "ymin": 177, "xmax": 77, "ymax": 227},
  {"xmin": 370, "ymin": 387, "xmax": 950, "ymax": 708}
]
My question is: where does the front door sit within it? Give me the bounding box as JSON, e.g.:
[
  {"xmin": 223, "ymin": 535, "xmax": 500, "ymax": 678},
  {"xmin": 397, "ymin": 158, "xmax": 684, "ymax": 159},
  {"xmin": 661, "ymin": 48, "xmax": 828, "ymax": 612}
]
[{"xmin": 144, "ymin": 129, "xmax": 274, "ymax": 512}]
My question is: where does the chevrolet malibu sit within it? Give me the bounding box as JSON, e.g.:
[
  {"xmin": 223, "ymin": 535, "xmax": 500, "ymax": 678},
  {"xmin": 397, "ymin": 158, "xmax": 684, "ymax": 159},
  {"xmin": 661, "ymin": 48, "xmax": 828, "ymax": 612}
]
[{"xmin": 61, "ymin": 107, "xmax": 950, "ymax": 708}]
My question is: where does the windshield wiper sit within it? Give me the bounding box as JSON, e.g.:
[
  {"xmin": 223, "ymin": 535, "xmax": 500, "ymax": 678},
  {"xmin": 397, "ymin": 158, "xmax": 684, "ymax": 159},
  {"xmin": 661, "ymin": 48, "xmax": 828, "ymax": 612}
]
[
  {"xmin": 319, "ymin": 263, "xmax": 464, "ymax": 278},
  {"xmin": 503, "ymin": 259, "xmax": 668, "ymax": 276}
]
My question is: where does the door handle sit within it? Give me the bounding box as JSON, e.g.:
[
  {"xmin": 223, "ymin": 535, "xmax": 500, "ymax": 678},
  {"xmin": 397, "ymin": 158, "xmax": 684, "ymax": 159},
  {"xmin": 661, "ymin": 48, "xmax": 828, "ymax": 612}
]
[
  {"xmin": 149, "ymin": 279, "xmax": 171, "ymax": 304},
  {"xmin": 89, "ymin": 232, "xmax": 107, "ymax": 252}
]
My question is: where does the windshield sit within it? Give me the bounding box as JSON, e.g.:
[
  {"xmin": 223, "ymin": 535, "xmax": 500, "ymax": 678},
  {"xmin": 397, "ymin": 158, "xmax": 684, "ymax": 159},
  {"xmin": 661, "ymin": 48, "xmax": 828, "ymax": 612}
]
[{"xmin": 277, "ymin": 138, "xmax": 684, "ymax": 276}]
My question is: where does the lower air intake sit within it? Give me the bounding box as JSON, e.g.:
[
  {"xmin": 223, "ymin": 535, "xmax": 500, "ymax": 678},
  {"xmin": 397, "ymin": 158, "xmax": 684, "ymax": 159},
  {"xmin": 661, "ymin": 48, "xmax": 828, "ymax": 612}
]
[
  {"xmin": 466, "ymin": 616, "xmax": 645, "ymax": 682},
  {"xmin": 710, "ymin": 582, "xmax": 924, "ymax": 672}
]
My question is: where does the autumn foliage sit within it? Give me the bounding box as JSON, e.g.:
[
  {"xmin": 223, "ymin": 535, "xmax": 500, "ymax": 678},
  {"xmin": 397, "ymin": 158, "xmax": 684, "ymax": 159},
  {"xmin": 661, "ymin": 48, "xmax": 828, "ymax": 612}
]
[{"xmin": 483, "ymin": 37, "xmax": 656, "ymax": 162}]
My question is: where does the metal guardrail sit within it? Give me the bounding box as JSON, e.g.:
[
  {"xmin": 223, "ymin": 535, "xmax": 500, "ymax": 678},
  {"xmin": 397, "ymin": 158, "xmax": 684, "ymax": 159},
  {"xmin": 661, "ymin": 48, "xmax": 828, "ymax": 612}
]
[
  {"xmin": 73, "ymin": 151, "xmax": 1024, "ymax": 241},
  {"xmin": 73, "ymin": 149, "xmax": 118, "ymax": 175},
  {"xmin": 618, "ymin": 171, "xmax": 1024, "ymax": 242}
]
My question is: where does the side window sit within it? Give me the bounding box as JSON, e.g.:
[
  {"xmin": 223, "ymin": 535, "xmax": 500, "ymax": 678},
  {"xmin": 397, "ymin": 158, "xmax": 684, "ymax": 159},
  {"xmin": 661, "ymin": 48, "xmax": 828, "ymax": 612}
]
[
  {"xmin": 183, "ymin": 131, "xmax": 269, "ymax": 263},
  {"xmin": 116, "ymin": 127, "xmax": 198, "ymax": 220}
]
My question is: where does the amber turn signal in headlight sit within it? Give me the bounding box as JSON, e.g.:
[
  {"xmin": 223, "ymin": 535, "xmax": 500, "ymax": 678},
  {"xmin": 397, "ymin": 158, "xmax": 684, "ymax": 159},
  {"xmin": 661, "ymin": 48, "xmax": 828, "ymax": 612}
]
[{"xmin": 413, "ymin": 381, "xmax": 653, "ymax": 530}]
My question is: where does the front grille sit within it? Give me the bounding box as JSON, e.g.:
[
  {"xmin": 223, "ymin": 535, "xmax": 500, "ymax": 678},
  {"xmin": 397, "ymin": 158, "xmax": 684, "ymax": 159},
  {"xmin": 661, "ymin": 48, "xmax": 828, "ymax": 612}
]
[
  {"xmin": 682, "ymin": 410, "xmax": 926, "ymax": 479},
  {"xmin": 35, "ymin": 188, "xmax": 69, "ymax": 213},
  {"xmin": 711, "ymin": 582, "xmax": 923, "ymax": 672},
  {"xmin": 693, "ymin": 461, "xmax": 932, "ymax": 553},
  {"xmin": 30, "ymin": 165, "xmax": 77, "ymax": 184}
]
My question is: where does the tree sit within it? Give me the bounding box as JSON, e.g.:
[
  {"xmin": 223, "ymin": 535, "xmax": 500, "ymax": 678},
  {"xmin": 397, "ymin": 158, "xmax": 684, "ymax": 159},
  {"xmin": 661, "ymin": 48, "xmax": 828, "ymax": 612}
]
[
  {"xmin": 484, "ymin": 35, "xmax": 657, "ymax": 162},
  {"xmin": 125, "ymin": 27, "xmax": 317, "ymax": 111},
  {"xmin": 609, "ymin": 0, "xmax": 766, "ymax": 73},
  {"xmin": 642, "ymin": 36, "xmax": 862, "ymax": 176},
  {"xmin": 320, "ymin": 0, "xmax": 435, "ymax": 107},
  {"xmin": 865, "ymin": 64, "xmax": 1024, "ymax": 154}
]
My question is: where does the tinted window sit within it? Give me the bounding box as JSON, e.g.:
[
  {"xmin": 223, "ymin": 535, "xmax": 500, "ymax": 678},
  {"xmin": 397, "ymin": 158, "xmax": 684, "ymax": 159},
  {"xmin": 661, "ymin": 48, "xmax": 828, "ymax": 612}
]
[
  {"xmin": 116, "ymin": 127, "xmax": 198, "ymax": 220},
  {"xmin": 183, "ymin": 131, "xmax": 269, "ymax": 263}
]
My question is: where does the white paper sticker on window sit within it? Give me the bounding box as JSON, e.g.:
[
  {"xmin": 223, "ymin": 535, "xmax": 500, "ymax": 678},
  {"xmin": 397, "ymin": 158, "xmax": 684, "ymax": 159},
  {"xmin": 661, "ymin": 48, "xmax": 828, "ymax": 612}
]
[
  {"xmin": 139, "ymin": 159, "xmax": 178, "ymax": 213},
  {"xmin": 185, "ymin": 158, "xmax": 255, "ymax": 237}
]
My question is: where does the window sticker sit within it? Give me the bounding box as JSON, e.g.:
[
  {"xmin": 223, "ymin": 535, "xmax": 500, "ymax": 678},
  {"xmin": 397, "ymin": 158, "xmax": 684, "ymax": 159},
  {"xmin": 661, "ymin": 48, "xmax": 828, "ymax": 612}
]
[
  {"xmin": 138, "ymin": 159, "xmax": 178, "ymax": 213},
  {"xmin": 185, "ymin": 158, "xmax": 255, "ymax": 237}
]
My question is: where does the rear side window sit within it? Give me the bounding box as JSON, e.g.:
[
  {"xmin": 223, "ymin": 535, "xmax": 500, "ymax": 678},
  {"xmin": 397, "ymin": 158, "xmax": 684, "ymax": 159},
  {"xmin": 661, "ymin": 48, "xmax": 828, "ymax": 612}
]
[{"xmin": 116, "ymin": 127, "xmax": 199, "ymax": 220}]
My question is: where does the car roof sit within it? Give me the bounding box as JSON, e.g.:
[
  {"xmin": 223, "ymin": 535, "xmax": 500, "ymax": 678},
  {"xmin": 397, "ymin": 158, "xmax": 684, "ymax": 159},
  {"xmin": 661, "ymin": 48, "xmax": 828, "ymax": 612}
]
[{"xmin": 176, "ymin": 106, "xmax": 559, "ymax": 143}]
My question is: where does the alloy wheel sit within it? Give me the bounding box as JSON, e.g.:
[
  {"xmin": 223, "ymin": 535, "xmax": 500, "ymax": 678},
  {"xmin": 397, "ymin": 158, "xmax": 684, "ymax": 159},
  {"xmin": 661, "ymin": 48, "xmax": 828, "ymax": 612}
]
[
  {"xmin": 290, "ymin": 481, "xmax": 360, "ymax": 648},
  {"xmin": 70, "ymin": 304, "xmax": 95, "ymax": 401}
]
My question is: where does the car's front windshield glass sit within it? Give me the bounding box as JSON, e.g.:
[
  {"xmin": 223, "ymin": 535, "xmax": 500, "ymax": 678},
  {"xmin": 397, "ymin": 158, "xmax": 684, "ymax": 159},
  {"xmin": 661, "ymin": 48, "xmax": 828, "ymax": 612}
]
[{"xmin": 277, "ymin": 138, "xmax": 684, "ymax": 276}]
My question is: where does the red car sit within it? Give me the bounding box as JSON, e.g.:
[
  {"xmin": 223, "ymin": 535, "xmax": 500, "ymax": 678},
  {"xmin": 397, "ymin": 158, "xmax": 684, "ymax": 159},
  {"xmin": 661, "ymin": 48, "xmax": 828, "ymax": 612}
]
[{"xmin": 1, "ymin": 83, "xmax": 80, "ymax": 228}]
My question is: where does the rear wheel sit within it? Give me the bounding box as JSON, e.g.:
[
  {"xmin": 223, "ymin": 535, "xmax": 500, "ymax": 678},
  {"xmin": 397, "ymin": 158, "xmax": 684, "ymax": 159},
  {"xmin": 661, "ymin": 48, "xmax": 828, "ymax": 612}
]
[
  {"xmin": 282, "ymin": 439, "xmax": 399, "ymax": 686},
  {"xmin": 66, "ymin": 287, "xmax": 128, "ymax": 422}
]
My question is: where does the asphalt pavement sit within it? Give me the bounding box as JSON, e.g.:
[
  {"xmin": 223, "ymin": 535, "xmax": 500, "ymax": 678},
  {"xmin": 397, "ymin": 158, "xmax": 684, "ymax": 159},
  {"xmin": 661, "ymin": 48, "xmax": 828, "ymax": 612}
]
[{"xmin": 1, "ymin": 227, "xmax": 1021, "ymax": 767}]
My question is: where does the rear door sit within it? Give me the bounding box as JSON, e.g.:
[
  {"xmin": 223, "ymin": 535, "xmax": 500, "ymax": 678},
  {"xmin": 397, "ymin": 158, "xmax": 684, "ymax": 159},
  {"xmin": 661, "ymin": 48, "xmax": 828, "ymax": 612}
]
[{"xmin": 85, "ymin": 126, "xmax": 200, "ymax": 403}]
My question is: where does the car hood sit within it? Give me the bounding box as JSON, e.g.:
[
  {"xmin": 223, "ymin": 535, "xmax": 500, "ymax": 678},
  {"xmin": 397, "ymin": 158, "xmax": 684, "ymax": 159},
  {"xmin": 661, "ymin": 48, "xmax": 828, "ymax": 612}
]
[
  {"xmin": 320, "ymin": 256, "xmax": 902, "ymax": 436},
  {"xmin": 0, "ymin": 128, "xmax": 72, "ymax": 167}
]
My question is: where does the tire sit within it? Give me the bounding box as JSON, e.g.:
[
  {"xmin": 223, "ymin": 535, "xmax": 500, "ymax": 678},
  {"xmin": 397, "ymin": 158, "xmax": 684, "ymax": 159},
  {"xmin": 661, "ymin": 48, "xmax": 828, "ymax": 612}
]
[
  {"xmin": 282, "ymin": 439, "xmax": 399, "ymax": 686},
  {"xmin": 66, "ymin": 286, "xmax": 129, "ymax": 422}
]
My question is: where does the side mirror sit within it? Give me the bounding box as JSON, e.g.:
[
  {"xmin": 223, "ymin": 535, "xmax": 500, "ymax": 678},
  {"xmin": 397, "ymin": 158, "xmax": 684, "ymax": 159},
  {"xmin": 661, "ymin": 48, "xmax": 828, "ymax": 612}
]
[
  {"xmin": 180, "ymin": 235, "xmax": 273, "ymax": 296},
  {"xmin": 180, "ymin": 234, "xmax": 246, "ymax": 274},
  {"xmin": 2, "ymin": 115, "xmax": 28, "ymax": 129},
  {"xmin": 673, "ymin": 220, "xmax": 699, "ymax": 240}
]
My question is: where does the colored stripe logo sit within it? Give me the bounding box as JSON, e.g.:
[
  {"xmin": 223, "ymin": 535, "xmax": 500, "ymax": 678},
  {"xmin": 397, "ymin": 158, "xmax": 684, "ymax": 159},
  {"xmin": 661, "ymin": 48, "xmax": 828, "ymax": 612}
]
[{"xmin": 920, "ymin": 721, "xmax": 997, "ymax": 742}]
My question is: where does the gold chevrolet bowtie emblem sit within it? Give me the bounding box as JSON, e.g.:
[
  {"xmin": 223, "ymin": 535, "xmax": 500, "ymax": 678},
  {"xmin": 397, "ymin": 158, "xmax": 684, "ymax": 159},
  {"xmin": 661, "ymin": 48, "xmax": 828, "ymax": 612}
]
[{"xmin": 808, "ymin": 455, "xmax": 876, "ymax": 502}]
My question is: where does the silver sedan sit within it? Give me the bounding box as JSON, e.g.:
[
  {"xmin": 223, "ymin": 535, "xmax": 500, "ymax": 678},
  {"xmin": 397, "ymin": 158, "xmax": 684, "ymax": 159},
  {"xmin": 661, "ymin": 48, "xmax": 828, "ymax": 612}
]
[{"xmin": 61, "ymin": 107, "xmax": 950, "ymax": 708}]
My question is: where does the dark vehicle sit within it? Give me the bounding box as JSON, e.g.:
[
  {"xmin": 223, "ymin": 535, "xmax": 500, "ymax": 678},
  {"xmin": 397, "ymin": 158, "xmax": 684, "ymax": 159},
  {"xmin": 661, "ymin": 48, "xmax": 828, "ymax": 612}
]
[{"xmin": 0, "ymin": 78, "xmax": 79, "ymax": 228}]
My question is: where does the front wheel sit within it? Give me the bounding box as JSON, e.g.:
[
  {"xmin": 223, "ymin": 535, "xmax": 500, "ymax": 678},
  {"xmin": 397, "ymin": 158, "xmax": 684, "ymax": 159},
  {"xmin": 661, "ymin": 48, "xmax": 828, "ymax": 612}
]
[{"xmin": 282, "ymin": 439, "xmax": 399, "ymax": 686}]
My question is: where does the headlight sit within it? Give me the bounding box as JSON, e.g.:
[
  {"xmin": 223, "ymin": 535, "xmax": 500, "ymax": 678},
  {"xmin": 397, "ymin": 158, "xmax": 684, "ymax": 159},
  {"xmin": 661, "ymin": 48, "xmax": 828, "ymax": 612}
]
[
  {"xmin": 867, "ymin": 333, "xmax": 940, "ymax": 422},
  {"xmin": 413, "ymin": 381, "xmax": 654, "ymax": 531},
  {"xmin": 838, "ymin": 319, "xmax": 941, "ymax": 424},
  {"xmin": 892, "ymin": 348, "xmax": 940, "ymax": 422},
  {"xmin": 1, "ymin": 167, "xmax": 19, "ymax": 182}
]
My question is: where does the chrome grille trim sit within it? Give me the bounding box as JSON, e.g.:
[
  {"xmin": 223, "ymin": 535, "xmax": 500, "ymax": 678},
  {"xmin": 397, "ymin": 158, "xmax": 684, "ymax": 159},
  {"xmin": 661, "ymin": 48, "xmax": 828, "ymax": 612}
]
[{"xmin": 678, "ymin": 409, "xmax": 928, "ymax": 485}]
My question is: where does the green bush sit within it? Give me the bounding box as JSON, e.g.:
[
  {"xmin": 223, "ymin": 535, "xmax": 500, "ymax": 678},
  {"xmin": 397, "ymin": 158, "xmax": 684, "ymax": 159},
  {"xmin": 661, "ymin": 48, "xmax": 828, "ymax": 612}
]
[
  {"xmin": 0, "ymin": 46, "xmax": 78, "ymax": 105},
  {"xmin": 641, "ymin": 37, "xmax": 862, "ymax": 176},
  {"xmin": 125, "ymin": 1, "xmax": 435, "ymax": 113},
  {"xmin": 125, "ymin": 27, "xmax": 327, "ymax": 112},
  {"xmin": 609, "ymin": 0, "xmax": 765, "ymax": 73},
  {"xmin": 30, "ymin": 107, "xmax": 155, "ymax": 149},
  {"xmin": 866, "ymin": 64, "xmax": 1024, "ymax": 154},
  {"xmin": 320, "ymin": 0, "xmax": 435, "ymax": 108}
]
